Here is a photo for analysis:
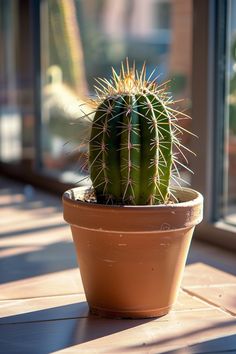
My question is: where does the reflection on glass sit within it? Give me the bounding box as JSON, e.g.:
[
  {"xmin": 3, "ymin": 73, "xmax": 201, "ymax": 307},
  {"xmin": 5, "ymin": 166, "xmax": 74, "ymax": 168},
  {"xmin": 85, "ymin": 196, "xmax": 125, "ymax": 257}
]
[
  {"xmin": 0, "ymin": 1, "xmax": 22, "ymax": 163},
  {"xmin": 225, "ymin": 0, "xmax": 236, "ymax": 224},
  {"xmin": 40, "ymin": 0, "xmax": 193, "ymax": 184},
  {"xmin": 41, "ymin": 0, "xmax": 91, "ymax": 183},
  {"xmin": 0, "ymin": 113, "xmax": 22, "ymax": 162},
  {"xmin": 0, "ymin": 0, "xmax": 34, "ymax": 165}
]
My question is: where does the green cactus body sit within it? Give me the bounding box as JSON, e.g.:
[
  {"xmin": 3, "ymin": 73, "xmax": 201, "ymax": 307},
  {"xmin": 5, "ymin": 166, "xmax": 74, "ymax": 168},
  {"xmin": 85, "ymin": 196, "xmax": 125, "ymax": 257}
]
[
  {"xmin": 88, "ymin": 61, "xmax": 192, "ymax": 205},
  {"xmin": 89, "ymin": 95, "xmax": 172, "ymax": 204}
]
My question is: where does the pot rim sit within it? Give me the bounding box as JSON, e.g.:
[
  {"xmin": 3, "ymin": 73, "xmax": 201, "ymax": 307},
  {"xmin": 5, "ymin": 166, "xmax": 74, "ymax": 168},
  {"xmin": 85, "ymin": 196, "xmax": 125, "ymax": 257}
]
[
  {"xmin": 63, "ymin": 187, "xmax": 203, "ymax": 232},
  {"xmin": 63, "ymin": 186, "xmax": 203, "ymax": 210}
]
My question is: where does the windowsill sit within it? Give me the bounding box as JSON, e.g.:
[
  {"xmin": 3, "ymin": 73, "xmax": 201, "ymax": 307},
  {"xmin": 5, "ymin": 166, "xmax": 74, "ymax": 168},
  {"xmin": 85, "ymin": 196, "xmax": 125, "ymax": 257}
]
[
  {"xmin": 0, "ymin": 177, "xmax": 236, "ymax": 353},
  {"xmin": 196, "ymin": 220, "xmax": 236, "ymax": 252}
]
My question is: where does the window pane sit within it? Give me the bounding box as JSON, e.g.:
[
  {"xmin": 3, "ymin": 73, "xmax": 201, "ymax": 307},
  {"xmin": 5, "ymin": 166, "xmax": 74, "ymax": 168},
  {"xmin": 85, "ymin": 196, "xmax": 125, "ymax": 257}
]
[
  {"xmin": 0, "ymin": 1, "xmax": 22, "ymax": 163},
  {"xmin": 40, "ymin": 0, "xmax": 193, "ymax": 184},
  {"xmin": 0, "ymin": 0, "xmax": 35, "ymax": 166},
  {"xmin": 225, "ymin": 0, "xmax": 236, "ymax": 224}
]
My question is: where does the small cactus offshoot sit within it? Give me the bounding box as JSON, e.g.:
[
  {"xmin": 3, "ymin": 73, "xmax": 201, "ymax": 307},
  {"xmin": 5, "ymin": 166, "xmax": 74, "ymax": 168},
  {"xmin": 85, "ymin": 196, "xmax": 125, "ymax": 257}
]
[{"xmin": 83, "ymin": 60, "xmax": 195, "ymax": 205}]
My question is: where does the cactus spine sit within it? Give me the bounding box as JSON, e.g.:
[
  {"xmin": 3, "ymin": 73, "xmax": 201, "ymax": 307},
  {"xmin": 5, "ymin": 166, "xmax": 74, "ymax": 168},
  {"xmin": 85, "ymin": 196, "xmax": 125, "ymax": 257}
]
[{"xmin": 88, "ymin": 61, "xmax": 192, "ymax": 205}]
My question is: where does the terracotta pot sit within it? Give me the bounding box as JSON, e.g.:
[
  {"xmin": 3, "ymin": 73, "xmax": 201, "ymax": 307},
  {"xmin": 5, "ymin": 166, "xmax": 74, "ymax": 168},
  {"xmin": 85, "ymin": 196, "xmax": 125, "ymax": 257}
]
[{"xmin": 63, "ymin": 187, "xmax": 203, "ymax": 318}]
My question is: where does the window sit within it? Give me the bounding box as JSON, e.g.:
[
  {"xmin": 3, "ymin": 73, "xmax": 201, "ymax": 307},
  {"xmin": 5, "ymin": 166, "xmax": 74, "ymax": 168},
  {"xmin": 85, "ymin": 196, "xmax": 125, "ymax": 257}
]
[
  {"xmin": 225, "ymin": 0, "xmax": 236, "ymax": 225},
  {"xmin": 0, "ymin": 1, "xmax": 193, "ymax": 186},
  {"xmin": 192, "ymin": 0, "xmax": 236, "ymax": 250},
  {"xmin": 0, "ymin": 0, "xmax": 35, "ymax": 168},
  {"xmin": 39, "ymin": 0, "xmax": 193, "ymax": 184}
]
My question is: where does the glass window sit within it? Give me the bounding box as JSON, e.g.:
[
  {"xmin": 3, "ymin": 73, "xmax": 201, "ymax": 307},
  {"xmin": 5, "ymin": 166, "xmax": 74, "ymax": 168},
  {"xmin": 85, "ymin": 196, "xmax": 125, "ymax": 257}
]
[
  {"xmin": 190, "ymin": 0, "xmax": 236, "ymax": 250},
  {"xmin": 0, "ymin": 0, "xmax": 34, "ymax": 166},
  {"xmin": 0, "ymin": 1, "xmax": 22, "ymax": 163},
  {"xmin": 225, "ymin": 0, "xmax": 236, "ymax": 225},
  {"xmin": 39, "ymin": 0, "xmax": 193, "ymax": 184}
]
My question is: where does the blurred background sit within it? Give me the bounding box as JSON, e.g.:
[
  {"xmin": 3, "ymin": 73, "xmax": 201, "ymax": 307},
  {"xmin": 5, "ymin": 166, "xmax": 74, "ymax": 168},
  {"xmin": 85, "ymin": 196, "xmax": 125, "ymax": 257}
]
[{"xmin": 0, "ymin": 0, "xmax": 236, "ymax": 242}]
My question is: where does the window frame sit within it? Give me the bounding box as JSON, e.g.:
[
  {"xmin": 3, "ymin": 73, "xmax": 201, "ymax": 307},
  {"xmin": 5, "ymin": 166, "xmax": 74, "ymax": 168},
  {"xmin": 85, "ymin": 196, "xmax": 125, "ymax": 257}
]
[{"xmin": 191, "ymin": 0, "xmax": 236, "ymax": 250}]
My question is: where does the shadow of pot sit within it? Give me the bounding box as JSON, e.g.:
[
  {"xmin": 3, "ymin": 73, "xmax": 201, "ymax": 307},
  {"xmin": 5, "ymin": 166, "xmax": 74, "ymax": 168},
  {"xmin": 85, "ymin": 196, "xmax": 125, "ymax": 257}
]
[{"xmin": 63, "ymin": 187, "xmax": 203, "ymax": 319}]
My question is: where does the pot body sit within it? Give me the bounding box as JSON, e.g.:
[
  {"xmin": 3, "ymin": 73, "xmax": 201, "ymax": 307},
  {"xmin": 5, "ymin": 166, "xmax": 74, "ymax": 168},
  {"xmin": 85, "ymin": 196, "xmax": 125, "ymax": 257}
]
[{"xmin": 63, "ymin": 187, "xmax": 203, "ymax": 318}]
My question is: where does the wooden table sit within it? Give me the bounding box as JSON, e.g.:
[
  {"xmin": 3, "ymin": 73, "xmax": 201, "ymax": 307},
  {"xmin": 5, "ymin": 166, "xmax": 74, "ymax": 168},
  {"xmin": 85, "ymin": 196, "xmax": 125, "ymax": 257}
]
[{"xmin": 0, "ymin": 177, "xmax": 236, "ymax": 353}]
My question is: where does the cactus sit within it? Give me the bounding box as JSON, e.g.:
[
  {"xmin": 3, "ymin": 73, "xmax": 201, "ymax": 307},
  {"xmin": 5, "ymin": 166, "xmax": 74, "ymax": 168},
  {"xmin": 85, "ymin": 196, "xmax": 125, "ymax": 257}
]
[{"xmin": 87, "ymin": 60, "xmax": 193, "ymax": 205}]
